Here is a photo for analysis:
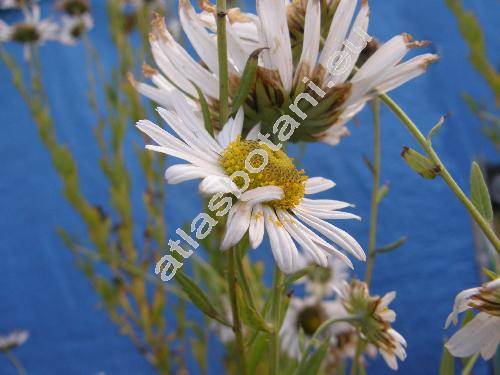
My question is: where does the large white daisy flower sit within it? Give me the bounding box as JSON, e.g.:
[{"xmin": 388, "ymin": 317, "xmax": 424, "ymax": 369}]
[
  {"xmin": 445, "ymin": 278, "xmax": 500, "ymax": 360},
  {"xmin": 0, "ymin": 4, "xmax": 58, "ymax": 59},
  {"xmin": 136, "ymin": 90, "xmax": 365, "ymax": 274},
  {"xmin": 134, "ymin": 0, "xmax": 437, "ymax": 144}
]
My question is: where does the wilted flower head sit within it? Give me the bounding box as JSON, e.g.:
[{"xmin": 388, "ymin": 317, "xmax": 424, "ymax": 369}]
[
  {"xmin": 280, "ymin": 296, "xmax": 353, "ymax": 359},
  {"xmin": 0, "ymin": 4, "xmax": 58, "ymax": 58},
  {"xmin": 0, "ymin": 330, "xmax": 29, "ymax": 352},
  {"xmin": 58, "ymin": 13, "xmax": 93, "ymax": 44},
  {"xmin": 296, "ymin": 254, "xmax": 350, "ymax": 298},
  {"xmin": 134, "ymin": 0, "xmax": 437, "ymax": 144},
  {"xmin": 339, "ymin": 280, "xmax": 406, "ymax": 370},
  {"xmin": 445, "ymin": 277, "xmax": 500, "ymax": 360}
]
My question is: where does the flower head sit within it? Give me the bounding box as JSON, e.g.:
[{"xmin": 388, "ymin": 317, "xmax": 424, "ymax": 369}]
[
  {"xmin": 0, "ymin": 4, "xmax": 58, "ymax": 58},
  {"xmin": 57, "ymin": 13, "xmax": 93, "ymax": 44},
  {"xmin": 134, "ymin": 0, "xmax": 437, "ymax": 144},
  {"xmin": 57, "ymin": 0, "xmax": 90, "ymax": 17},
  {"xmin": 0, "ymin": 330, "xmax": 29, "ymax": 352},
  {"xmin": 339, "ymin": 280, "xmax": 406, "ymax": 370},
  {"xmin": 136, "ymin": 91, "xmax": 365, "ymax": 274},
  {"xmin": 445, "ymin": 277, "xmax": 500, "ymax": 360}
]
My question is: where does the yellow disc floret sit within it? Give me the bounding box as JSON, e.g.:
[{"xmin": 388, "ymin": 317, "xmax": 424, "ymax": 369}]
[{"xmin": 220, "ymin": 139, "xmax": 307, "ymax": 210}]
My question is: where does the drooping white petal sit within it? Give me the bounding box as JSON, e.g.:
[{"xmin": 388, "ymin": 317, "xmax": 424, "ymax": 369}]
[
  {"xmin": 446, "ymin": 313, "xmax": 500, "ymax": 359},
  {"xmin": 304, "ymin": 177, "xmax": 336, "ymax": 195},
  {"xmin": 319, "ymin": 0, "xmax": 358, "ymax": 69},
  {"xmin": 444, "ymin": 287, "xmax": 481, "ymax": 328},
  {"xmin": 256, "ymin": 0, "xmax": 293, "ymax": 91},
  {"xmin": 221, "ymin": 202, "xmax": 252, "ymax": 250},
  {"xmin": 263, "ymin": 206, "xmax": 298, "ymax": 273},
  {"xmin": 296, "ymin": 0, "xmax": 320, "ymax": 78},
  {"xmin": 249, "ymin": 204, "xmax": 265, "ymax": 249}
]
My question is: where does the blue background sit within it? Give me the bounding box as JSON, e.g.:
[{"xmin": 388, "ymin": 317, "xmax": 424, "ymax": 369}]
[{"xmin": 0, "ymin": 0, "xmax": 498, "ymax": 374}]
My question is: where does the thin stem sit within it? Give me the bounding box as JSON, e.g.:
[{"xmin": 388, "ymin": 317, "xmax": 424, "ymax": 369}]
[
  {"xmin": 216, "ymin": 0, "xmax": 229, "ymax": 126},
  {"xmin": 380, "ymin": 93, "xmax": 500, "ymax": 252},
  {"xmin": 3, "ymin": 351, "xmax": 26, "ymax": 375},
  {"xmin": 227, "ymin": 247, "xmax": 247, "ymax": 374},
  {"xmin": 270, "ymin": 267, "xmax": 283, "ymax": 375},
  {"xmin": 350, "ymin": 340, "xmax": 363, "ymax": 375},
  {"xmin": 365, "ymin": 100, "xmax": 381, "ymax": 286},
  {"xmin": 461, "ymin": 352, "xmax": 479, "ymax": 375}
]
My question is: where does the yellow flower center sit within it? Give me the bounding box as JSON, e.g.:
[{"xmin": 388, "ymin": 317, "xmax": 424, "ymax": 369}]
[{"xmin": 220, "ymin": 139, "xmax": 307, "ymax": 209}]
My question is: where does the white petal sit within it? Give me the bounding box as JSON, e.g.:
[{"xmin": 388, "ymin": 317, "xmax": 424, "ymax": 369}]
[
  {"xmin": 221, "ymin": 202, "xmax": 252, "ymax": 250},
  {"xmin": 240, "ymin": 186, "xmax": 284, "ymax": 205},
  {"xmin": 446, "ymin": 313, "xmax": 500, "ymax": 359},
  {"xmin": 246, "ymin": 123, "xmax": 262, "ymax": 140},
  {"xmin": 296, "ymin": 0, "xmax": 320, "ymax": 77},
  {"xmin": 319, "ymin": 0, "xmax": 358, "ymax": 69},
  {"xmin": 164, "ymin": 164, "xmax": 216, "ymax": 184},
  {"xmin": 249, "ymin": 204, "xmax": 265, "ymax": 249},
  {"xmin": 304, "ymin": 177, "xmax": 336, "ymax": 195},
  {"xmin": 256, "ymin": 0, "xmax": 293, "ymax": 91},
  {"xmin": 445, "ymin": 287, "xmax": 480, "ymax": 328},
  {"xmin": 199, "ymin": 175, "xmax": 239, "ymax": 195}
]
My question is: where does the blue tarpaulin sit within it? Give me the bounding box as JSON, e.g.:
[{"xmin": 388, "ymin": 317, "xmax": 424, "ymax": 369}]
[{"xmin": 0, "ymin": 0, "xmax": 498, "ymax": 373}]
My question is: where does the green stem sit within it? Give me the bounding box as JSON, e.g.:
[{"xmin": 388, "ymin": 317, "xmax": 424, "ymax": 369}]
[
  {"xmin": 461, "ymin": 353, "xmax": 479, "ymax": 375},
  {"xmin": 270, "ymin": 267, "xmax": 283, "ymax": 375},
  {"xmin": 216, "ymin": 0, "xmax": 229, "ymax": 126},
  {"xmin": 380, "ymin": 93, "xmax": 500, "ymax": 252},
  {"xmin": 3, "ymin": 350, "xmax": 26, "ymax": 375},
  {"xmin": 227, "ymin": 247, "xmax": 247, "ymax": 373},
  {"xmin": 365, "ymin": 100, "xmax": 381, "ymax": 286}
]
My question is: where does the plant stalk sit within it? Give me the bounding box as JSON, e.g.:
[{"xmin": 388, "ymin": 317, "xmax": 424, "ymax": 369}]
[
  {"xmin": 270, "ymin": 267, "xmax": 283, "ymax": 375},
  {"xmin": 365, "ymin": 99, "xmax": 381, "ymax": 285},
  {"xmin": 227, "ymin": 247, "xmax": 247, "ymax": 373},
  {"xmin": 216, "ymin": 0, "xmax": 229, "ymax": 126},
  {"xmin": 380, "ymin": 93, "xmax": 500, "ymax": 252}
]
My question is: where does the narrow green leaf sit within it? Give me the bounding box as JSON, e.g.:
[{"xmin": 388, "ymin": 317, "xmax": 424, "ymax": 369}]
[
  {"xmin": 375, "ymin": 236, "xmax": 408, "ymax": 254},
  {"xmin": 482, "ymin": 268, "xmax": 498, "ymax": 281},
  {"xmin": 470, "ymin": 162, "xmax": 493, "ymax": 222},
  {"xmin": 282, "ymin": 266, "xmax": 316, "ymax": 288},
  {"xmin": 247, "ymin": 333, "xmax": 268, "ymax": 374},
  {"xmin": 231, "ymin": 48, "xmax": 266, "ymax": 113},
  {"xmin": 401, "ymin": 146, "xmax": 441, "ymax": 179},
  {"xmin": 193, "ymin": 83, "xmax": 214, "ymax": 136},
  {"xmin": 237, "ymin": 287, "xmax": 272, "ymax": 333},
  {"xmin": 427, "ymin": 115, "xmax": 447, "ymax": 145},
  {"xmin": 295, "ymin": 339, "xmax": 329, "ymax": 375},
  {"xmin": 175, "ymin": 272, "xmax": 231, "ymax": 327},
  {"xmin": 376, "ymin": 184, "xmax": 390, "ymax": 203},
  {"xmin": 439, "ymin": 345, "xmax": 455, "ymax": 375}
]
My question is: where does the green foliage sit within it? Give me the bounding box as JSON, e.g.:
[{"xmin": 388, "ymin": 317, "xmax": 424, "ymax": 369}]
[{"xmin": 470, "ymin": 162, "xmax": 493, "ymax": 222}]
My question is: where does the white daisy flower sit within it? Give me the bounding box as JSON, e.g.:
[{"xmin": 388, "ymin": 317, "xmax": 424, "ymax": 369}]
[
  {"xmin": 56, "ymin": 0, "xmax": 90, "ymax": 17},
  {"xmin": 136, "ymin": 90, "xmax": 365, "ymax": 274},
  {"xmin": 57, "ymin": 13, "xmax": 93, "ymax": 45},
  {"xmin": 445, "ymin": 278, "xmax": 500, "ymax": 360},
  {"xmin": 280, "ymin": 296, "xmax": 352, "ymax": 359},
  {"xmin": 296, "ymin": 254, "xmax": 350, "ymax": 298},
  {"xmin": 0, "ymin": 4, "xmax": 58, "ymax": 59},
  {"xmin": 134, "ymin": 0, "xmax": 437, "ymax": 144},
  {"xmin": 0, "ymin": 330, "xmax": 29, "ymax": 351},
  {"xmin": 338, "ymin": 280, "xmax": 406, "ymax": 370},
  {"xmin": 0, "ymin": 0, "xmax": 36, "ymax": 10}
]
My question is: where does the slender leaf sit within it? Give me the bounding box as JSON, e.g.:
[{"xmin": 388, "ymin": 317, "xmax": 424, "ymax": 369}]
[
  {"xmin": 231, "ymin": 48, "xmax": 266, "ymax": 113},
  {"xmin": 193, "ymin": 83, "xmax": 214, "ymax": 136},
  {"xmin": 470, "ymin": 162, "xmax": 493, "ymax": 221},
  {"xmin": 439, "ymin": 345, "xmax": 455, "ymax": 375},
  {"xmin": 295, "ymin": 339, "xmax": 329, "ymax": 375}
]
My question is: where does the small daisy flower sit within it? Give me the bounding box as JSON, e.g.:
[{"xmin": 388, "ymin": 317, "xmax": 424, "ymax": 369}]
[
  {"xmin": 56, "ymin": 0, "xmax": 90, "ymax": 17},
  {"xmin": 57, "ymin": 13, "xmax": 93, "ymax": 44},
  {"xmin": 0, "ymin": 4, "xmax": 58, "ymax": 59},
  {"xmin": 280, "ymin": 296, "xmax": 352, "ymax": 359},
  {"xmin": 136, "ymin": 91, "xmax": 365, "ymax": 274},
  {"xmin": 339, "ymin": 280, "xmax": 406, "ymax": 370},
  {"xmin": 296, "ymin": 254, "xmax": 350, "ymax": 298},
  {"xmin": 134, "ymin": 0, "xmax": 437, "ymax": 144},
  {"xmin": 445, "ymin": 278, "xmax": 500, "ymax": 360},
  {"xmin": 0, "ymin": 330, "xmax": 29, "ymax": 352}
]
